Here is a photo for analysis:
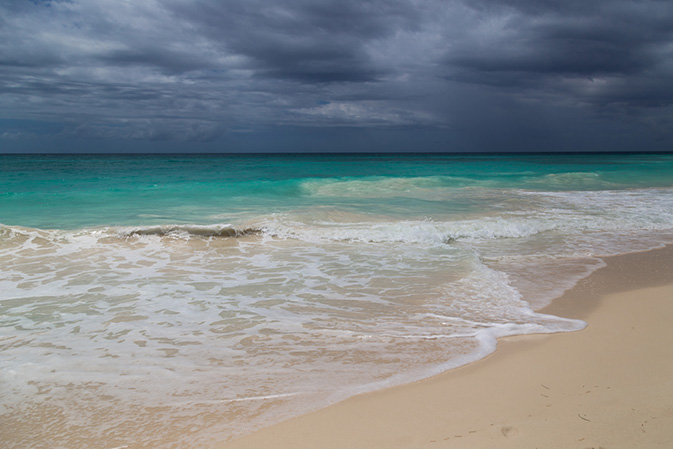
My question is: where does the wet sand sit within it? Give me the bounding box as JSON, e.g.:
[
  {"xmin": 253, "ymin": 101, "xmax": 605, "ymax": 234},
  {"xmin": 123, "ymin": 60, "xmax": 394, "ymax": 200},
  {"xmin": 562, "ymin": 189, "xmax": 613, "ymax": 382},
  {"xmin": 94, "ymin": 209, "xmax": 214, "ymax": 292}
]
[{"xmin": 224, "ymin": 245, "xmax": 673, "ymax": 449}]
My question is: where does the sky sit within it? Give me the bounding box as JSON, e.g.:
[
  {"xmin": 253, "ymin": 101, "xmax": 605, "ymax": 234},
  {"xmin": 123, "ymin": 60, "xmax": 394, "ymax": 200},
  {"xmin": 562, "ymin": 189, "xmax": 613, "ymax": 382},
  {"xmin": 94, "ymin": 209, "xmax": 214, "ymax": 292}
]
[{"xmin": 1, "ymin": 0, "xmax": 672, "ymax": 153}]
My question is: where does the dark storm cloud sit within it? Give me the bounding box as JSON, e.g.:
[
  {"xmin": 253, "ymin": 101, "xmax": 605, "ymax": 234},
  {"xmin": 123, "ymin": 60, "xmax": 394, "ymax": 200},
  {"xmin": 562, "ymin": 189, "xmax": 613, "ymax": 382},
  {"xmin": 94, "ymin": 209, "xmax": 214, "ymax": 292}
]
[
  {"xmin": 169, "ymin": 0, "xmax": 421, "ymax": 83},
  {"xmin": 69, "ymin": 118, "xmax": 225, "ymax": 142},
  {"xmin": 0, "ymin": 0, "xmax": 672, "ymax": 150},
  {"xmin": 446, "ymin": 0, "xmax": 673, "ymax": 109}
]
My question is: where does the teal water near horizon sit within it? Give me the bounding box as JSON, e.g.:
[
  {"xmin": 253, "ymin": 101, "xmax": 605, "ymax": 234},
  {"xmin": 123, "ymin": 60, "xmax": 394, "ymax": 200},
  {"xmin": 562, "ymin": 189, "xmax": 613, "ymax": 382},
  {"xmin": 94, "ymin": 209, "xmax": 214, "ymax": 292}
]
[
  {"xmin": 3, "ymin": 152, "xmax": 673, "ymax": 229},
  {"xmin": 2, "ymin": 152, "xmax": 673, "ymax": 448}
]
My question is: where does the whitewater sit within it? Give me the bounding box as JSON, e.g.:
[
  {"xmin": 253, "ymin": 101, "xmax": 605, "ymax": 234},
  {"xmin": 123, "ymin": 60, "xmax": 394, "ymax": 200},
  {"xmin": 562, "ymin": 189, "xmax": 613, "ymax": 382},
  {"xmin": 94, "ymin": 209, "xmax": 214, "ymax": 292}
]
[{"xmin": 1, "ymin": 153, "xmax": 673, "ymax": 448}]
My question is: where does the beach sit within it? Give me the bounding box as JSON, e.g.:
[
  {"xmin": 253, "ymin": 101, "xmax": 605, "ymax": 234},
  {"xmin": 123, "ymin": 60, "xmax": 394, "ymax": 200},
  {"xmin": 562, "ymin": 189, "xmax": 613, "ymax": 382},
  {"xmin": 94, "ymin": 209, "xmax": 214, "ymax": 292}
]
[
  {"xmin": 2, "ymin": 153, "xmax": 673, "ymax": 448},
  {"xmin": 3, "ymin": 0, "xmax": 673, "ymax": 445},
  {"xmin": 224, "ymin": 245, "xmax": 673, "ymax": 449}
]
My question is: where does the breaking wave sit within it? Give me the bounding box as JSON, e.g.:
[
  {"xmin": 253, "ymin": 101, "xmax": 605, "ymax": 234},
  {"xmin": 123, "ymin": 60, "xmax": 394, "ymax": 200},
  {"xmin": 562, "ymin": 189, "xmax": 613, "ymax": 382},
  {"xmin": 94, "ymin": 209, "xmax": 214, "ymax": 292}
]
[{"xmin": 118, "ymin": 223, "xmax": 261, "ymax": 238}]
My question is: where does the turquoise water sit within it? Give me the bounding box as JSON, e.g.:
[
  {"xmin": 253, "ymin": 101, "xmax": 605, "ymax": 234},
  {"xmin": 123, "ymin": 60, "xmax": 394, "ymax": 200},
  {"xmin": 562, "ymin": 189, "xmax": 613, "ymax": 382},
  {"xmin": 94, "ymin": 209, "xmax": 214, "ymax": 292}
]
[
  {"xmin": 3, "ymin": 153, "xmax": 673, "ymax": 229},
  {"xmin": 1, "ymin": 153, "xmax": 673, "ymax": 448}
]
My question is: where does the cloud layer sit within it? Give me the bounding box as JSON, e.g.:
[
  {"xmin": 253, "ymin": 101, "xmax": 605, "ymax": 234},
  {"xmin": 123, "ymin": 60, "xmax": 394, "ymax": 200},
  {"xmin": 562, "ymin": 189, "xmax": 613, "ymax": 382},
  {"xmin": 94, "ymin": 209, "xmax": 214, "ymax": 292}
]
[{"xmin": 1, "ymin": 0, "xmax": 672, "ymax": 151}]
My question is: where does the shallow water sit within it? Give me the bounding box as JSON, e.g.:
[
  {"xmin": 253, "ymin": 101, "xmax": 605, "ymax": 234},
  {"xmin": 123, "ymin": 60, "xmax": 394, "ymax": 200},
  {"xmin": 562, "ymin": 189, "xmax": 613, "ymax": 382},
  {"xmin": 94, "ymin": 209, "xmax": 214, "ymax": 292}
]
[{"xmin": 1, "ymin": 153, "xmax": 673, "ymax": 448}]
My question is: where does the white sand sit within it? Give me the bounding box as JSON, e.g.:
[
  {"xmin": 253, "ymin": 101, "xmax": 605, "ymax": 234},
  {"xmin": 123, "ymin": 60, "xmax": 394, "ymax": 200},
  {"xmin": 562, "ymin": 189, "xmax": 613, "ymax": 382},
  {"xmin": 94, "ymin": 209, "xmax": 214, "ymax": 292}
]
[{"xmin": 224, "ymin": 246, "xmax": 673, "ymax": 449}]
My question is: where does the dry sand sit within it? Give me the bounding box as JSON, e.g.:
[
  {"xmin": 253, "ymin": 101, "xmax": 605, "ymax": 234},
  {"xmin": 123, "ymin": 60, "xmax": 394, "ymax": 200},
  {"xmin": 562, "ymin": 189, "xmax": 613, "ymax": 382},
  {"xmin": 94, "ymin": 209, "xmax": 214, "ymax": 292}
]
[{"xmin": 224, "ymin": 245, "xmax": 673, "ymax": 449}]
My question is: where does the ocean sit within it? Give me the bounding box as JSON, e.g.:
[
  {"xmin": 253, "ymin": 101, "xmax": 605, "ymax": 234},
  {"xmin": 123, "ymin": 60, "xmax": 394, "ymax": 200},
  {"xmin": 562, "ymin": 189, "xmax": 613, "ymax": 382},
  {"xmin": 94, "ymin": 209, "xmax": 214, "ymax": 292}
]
[{"xmin": 2, "ymin": 152, "xmax": 673, "ymax": 448}]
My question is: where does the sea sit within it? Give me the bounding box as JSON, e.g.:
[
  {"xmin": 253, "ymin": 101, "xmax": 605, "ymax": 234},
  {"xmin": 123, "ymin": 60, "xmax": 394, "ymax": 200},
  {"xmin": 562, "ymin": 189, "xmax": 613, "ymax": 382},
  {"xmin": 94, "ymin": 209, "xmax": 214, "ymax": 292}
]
[{"xmin": 1, "ymin": 152, "xmax": 673, "ymax": 448}]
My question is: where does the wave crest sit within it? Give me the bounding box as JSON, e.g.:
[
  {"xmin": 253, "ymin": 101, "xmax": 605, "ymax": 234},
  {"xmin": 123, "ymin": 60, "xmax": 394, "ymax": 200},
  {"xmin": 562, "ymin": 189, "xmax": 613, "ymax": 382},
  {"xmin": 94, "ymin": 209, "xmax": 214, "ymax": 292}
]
[{"xmin": 118, "ymin": 224, "xmax": 261, "ymax": 238}]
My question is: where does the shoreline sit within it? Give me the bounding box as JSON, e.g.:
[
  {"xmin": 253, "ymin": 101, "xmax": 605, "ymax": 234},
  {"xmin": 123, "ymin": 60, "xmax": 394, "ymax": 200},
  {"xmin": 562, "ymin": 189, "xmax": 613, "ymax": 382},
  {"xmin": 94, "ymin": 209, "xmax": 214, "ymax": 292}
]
[{"xmin": 223, "ymin": 245, "xmax": 673, "ymax": 448}]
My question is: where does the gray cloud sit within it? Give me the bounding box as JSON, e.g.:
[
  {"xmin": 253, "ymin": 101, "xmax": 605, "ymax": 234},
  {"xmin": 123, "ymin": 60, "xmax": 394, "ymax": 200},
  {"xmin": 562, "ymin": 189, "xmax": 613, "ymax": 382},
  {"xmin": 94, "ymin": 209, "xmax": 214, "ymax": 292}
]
[
  {"xmin": 170, "ymin": 0, "xmax": 422, "ymax": 82},
  {"xmin": 0, "ymin": 0, "xmax": 671, "ymax": 150},
  {"xmin": 69, "ymin": 119, "xmax": 225, "ymax": 142},
  {"xmin": 446, "ymin": 1, "xmax": 673, "ymax": 107}
]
